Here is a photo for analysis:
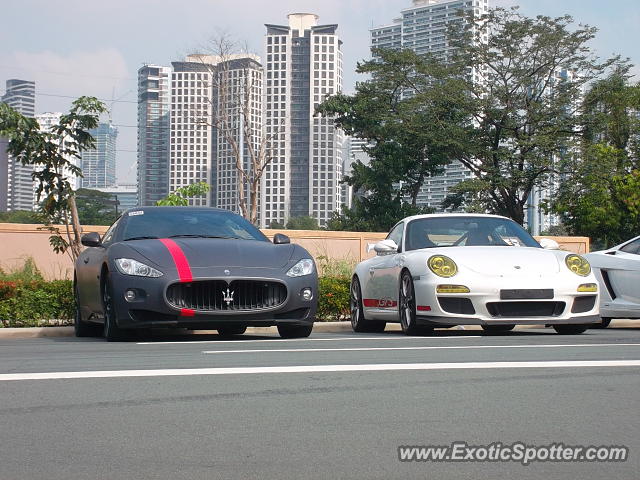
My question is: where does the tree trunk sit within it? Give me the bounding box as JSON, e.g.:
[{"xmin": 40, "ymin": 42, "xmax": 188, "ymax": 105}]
[{"xmin": 67, "ymin": 195, "xmax": 83, "ymax": 261}]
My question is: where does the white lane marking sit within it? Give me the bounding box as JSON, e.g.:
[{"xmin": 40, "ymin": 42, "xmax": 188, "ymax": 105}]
[
  {"xmin": 136, "ymin": 336, "xmax": 481, "ymax": 345},
  {"xmin": 2, "ymin": 360, "xmax": 639, "ymax": 381},
  {"xmin": 201, "ymin": 343, "xmax": 640, "ymax": 355}
]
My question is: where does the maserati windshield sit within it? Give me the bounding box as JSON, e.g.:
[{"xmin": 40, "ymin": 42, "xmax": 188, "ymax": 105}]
[{"xmin": 121, "ymin": 209, "xmax": 268, "ymax": 242}]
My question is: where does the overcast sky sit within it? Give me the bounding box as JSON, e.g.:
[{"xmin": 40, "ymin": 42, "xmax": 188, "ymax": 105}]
[{"xmin": 1, "ymin": 0, "xmax": 638, "ymax": 184}]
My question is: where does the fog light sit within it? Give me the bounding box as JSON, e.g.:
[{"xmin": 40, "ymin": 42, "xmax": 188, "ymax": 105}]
[
  {"xmin": 124, "ymin": 289, "xmax": 137, "ymax": 302},
  {"xmin": 301, "ymin": 288, "xmax": 313, "ymax": 301},
  {"xmin": 577, "ymin": 283, "xmax": 598, "ymax": 293},
  {"xmin": 436, "ymin": 285, "xmax": 470, "ymax": 294}
]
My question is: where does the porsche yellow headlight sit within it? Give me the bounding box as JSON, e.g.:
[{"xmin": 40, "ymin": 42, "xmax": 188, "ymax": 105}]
[
  {"xmin": 565, "ymin": 254, "xmax": 591, "ymax": 277},
  {"xmin": 577, "ymin": 283, "xmax": 598, "ymax": 292},
  {"xmin": 428, "ymin": 255, "xmax": 458, "ymax": 278}
]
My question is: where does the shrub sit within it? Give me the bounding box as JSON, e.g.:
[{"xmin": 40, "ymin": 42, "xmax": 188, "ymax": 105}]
[
  {"xmin": 0, "ymin": 279, "xmax": 73, "ymax": 327},
  {"xmin": 317, "ymin": 276, "xmax": 351, "ymax": 322},
  {"xmin": 0, "ymin": 257, "xmax": 44, "ymax": 283}
]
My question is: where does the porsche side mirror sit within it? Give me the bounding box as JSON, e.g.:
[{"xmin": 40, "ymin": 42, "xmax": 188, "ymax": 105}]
[
  {"xmin": 374, "ymin": 239, "xmax": 398, "ymax": 255},
  {"xmin": 81, "ymin": 232, "xmax": 102, "ymax": 247},
  {"xmin": 539, "ymin": 238, "xmax": 560, "ymax": 250},
  {"xmin": 273, "ymin": 233, "xmax": 290, "ymax": 245}
]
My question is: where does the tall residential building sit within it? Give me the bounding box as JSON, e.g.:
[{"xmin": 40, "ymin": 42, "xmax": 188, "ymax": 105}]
[
  {"xmin": 35, "ymin": 112, "xmax": 82, "ymax": 191},
  {"xmin": 137, "ymin": 65, "xmax": 171, "ymax": 206},
  {"xmin": 169, "ymin": 54, "xmax": 262, "ymax": 210},
  {"xmin": 370, "ymin": 0, "xmax": 488, "ymax": 211},
  {"xmin": 261, "ymin": 13, "xmax": 344, "ymax": 228},
  {"xmin": 1, "ymin": 79, "xmax": 36, "ymax": 211},
  {"xmin": 80, "ymin": 122, "xmax": 118, "ymax": 189}
]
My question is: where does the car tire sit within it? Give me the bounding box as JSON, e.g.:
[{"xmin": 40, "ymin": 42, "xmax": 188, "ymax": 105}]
[
  {"xmin": 277, "ymin": 324, "xmax": 313, "ymax": 339},
  {"xmin": 102, "ymin": 276, "xmax": 128, "ymax": 342},
  {"xmin": 593, "ymin": 317, "xmax": 612, "ymax": 329},
  {"xmin": 399, "ymin": 271, "xmax": 430, "ymax": 336},
  {"xmin": 217, "ymin": 326, "xmax": 247, "ymax": 336},
  {"xmin": 350, "ymin": 277, "xmax": 386, "ymax": 333},
  {"xmin": 553, "ymin": 325, "xmax": 588, "ymax": 335},
  {"xmin": 481, "ymin": 324, "xmax": 515, "ymax": 334},
  {"xmin": 74, "ymin": 283, "xmax": 97, "ymax": 337}
]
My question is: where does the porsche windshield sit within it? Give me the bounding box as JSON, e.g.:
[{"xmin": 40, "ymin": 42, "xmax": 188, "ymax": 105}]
[
  {"xmin": 405, "ymin": 216, "xmax": 541, "ymax": 250},
  {"xmin": 122, "ymin": 209, "xmax": 268, "ymax": 242}
]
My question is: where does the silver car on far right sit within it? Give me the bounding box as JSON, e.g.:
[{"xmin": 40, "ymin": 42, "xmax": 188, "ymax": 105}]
[{"xmin": 586, "ymin": 235, "xmax": 640, "ymax": 327}]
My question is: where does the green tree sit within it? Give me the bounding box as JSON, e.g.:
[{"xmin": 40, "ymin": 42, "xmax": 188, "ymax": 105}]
[
  {"xmin": 156, "ymin": 182, "xmax": 210, "ymax": 206},
  {"xmin": 317, "ymin": 48, "xmax": 469, "ymax": 228},
  {"xmin": 74, "ymin": 188, "xmax": 119, "ymax": 225},
  {"xmin": 552, "ymin": 69, "xmax": 640, "ymax": 248},
  {"xmin": 0, "ymin": 210, "xmax": 44, "ymax": 224},
  {"xmin": 0, "ymin": 97, "xmax": 107, "ymax": 261},
  {"xmin": 444, "ymin": 7, "xmax": 617, "ymax": 224},
  {"xmin": 268, "ymin": 220, "xmax": 285, "ymax": 229},
  {"xmin": 285, "ymin": 216, "xmax": 320, "ymax": 230}
]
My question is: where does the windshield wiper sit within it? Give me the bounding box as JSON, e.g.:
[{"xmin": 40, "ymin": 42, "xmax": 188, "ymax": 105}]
[
  {"xmin": 123, "ymin": 235, "xmax": 159, "ymax": 241},
  {"xmin": 168, "ymin": 234, "xmax": 241, "ymax": 240}
]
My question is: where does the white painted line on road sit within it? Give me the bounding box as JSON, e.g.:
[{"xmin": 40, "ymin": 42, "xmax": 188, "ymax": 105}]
[
  {"xmin": 136, "ymin": 335, "xmax": 481, "ymax": 345},
  {"xmin": 201, "ymin": 343, "xmax": 640, "ymax": 355},
  {"xmin": 2, "ymin": 360, "xmax": 639, "ymax": 381}
]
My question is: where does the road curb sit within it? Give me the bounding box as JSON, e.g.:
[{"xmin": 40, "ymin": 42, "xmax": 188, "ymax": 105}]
[{"xmin": 0, "ymin": 319, "xmax": 637, "ymax": 339}]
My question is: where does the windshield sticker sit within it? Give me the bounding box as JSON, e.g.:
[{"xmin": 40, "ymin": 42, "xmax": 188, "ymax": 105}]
[{"xmin": 128, "ymin": 211, "xmax": 144, "ymax": 216}]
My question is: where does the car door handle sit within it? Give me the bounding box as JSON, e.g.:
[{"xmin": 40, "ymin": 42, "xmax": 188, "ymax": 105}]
[{"xmin": 83, "ymin": 258, "xmax": 89, "ymax": 264}]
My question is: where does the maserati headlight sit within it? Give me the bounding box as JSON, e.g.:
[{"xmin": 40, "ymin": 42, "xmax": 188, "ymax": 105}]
[
  {"xmin": 115, "ymin": 258, "xmax": 163, "ymax": 277},
  {"xmin": 565, "ymin": 254, "xmax": 591, "ymax": 277},
  {"xmin": 286, "ymin": 259, "xmax": 315, "ymax": 277},
  {"xmin": 428, "ymin": 255, "xmax": 458, "ymax": 278}
]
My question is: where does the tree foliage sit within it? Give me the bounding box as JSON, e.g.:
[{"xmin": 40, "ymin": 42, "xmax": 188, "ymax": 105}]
[
  {"xmin": 156, "ymin": 182, "xmax": 211, "ymax": 206},
  {"xmin": 285, "ymin": 216, "xmax": 320, "ymax": 230},
  {"xmin": 0, "ymin": 97, "xmax": 107, "ymax": 260},
  {"xmin": 444, "ymin": 7, "xmax": 617, "ymax": 224},
  {"xmin": 317, "ymin": 48, "xmax": 468, "ymax": 229},
  {"xmin": 75, "ymin": 188, "xmax": 119, "ymax": 225},
  {"xmin": 552, "ymin": 69, "xmax": 640, "ymax": 248}
]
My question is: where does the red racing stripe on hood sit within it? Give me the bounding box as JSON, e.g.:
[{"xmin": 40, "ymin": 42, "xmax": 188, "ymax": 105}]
[{"xmin": 159, "ymin": 238, "xmax": 193, "ymax": 283}]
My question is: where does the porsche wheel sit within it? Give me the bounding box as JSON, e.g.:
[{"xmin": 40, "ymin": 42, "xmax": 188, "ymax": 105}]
[
  {"xmin": 482, "ymin": 324, "xmax": 515, "ymax": 334},
  {"xmin": 399, "ymin": 271, "xmax": 429, "ymax": 336},
  {"xmin": 217, "ymin": 326, "xmax": 247, "ymax": 336},
  {"xmin": 553, "ymin": 325, "xmax": 588, "ymax": 335},
  {"xmin": 350, "ymin": 277, "xmax": 386, "ymax": 333},
  {"xmin": 277, "ymin": 324, "xmax": 313, "ymax": 339},
  {"xmin": 74, "ymin": 283, "xmax": 96, "ymax": 338},
  {"xmin": 102, "ymin": 276, "xmax": 127, "ymax": 342}
]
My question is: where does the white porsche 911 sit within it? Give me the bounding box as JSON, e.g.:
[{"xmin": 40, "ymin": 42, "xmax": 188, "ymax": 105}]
[{"xmin": 350, "ymin": 214, "xmax": 600, "ymax": 335}]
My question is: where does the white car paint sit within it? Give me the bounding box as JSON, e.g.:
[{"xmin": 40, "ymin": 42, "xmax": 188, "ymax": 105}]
[
  {"xmin": 352, "ymin": 214, "xmax": 600, "ymax": 333},
  {"xmin": 586, "ymin": 235, "xmax": 640, "ymax": 321}
]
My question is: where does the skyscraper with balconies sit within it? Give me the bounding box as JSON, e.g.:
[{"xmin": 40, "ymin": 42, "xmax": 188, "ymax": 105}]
[
  {"xmin": 1, "ymin": 79, "xmax": 36, "ymax": 211},
  {"xmin": 370, "ymin": 0, "xmax": 488, "ymax": 211},
  {"xmin": 137, "ymin": 64, "xmax": 171, "ymax": 206},
  {"xmin": 261, "ymin": 13, "xmax": 344, "ymax": 228}
]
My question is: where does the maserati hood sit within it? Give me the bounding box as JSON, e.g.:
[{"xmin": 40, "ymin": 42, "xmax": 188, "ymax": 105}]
[
  {"xmin": 126, "ymin": 238, "xmax": 295, "ymax": 269},
  {"xmin": 444, "ymin": 246, "xmax": 562, "ymax": 276}
]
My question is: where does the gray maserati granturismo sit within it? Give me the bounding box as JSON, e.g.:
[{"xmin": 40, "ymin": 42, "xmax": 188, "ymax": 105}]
[{"xmin": 74, "ymin": 207, "xmax": 317, "ymax": 341}]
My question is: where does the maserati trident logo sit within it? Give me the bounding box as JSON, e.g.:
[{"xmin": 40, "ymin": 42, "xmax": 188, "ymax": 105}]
[{"xmin": 222, "ymin": 287, "xmax": 234, "ymax": 306}]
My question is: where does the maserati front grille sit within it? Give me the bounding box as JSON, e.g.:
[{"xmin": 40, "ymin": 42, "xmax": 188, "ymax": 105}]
[{"xmin": 166, "ymin": 280, "xmax": 287, "ymax": 312}]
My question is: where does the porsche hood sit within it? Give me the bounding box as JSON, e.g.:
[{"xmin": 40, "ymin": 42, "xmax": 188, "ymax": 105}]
[
  {"xmin": 435, "ymin": 247, "xmax": 562, "ymax": 277},
  {"xmin": 124, "ymin": 238, "xmax": 296, "ymax": 270}
]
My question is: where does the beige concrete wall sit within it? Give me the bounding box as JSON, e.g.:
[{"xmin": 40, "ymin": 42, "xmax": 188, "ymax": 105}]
[{"xmin": 0, "ymin": 223, "xmax": 590, "ymax": 280}]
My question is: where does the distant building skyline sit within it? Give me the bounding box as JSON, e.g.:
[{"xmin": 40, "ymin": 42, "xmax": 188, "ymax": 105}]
[
  {"xmin": 370, "ymin": 0, "xmax": 488, "ymax": 211},
  {"xmin": 35, "ymin": 111, "xmax": 82, "ymax": 191},
  {"xmin": 80, "ymin": 122, "xmax": 118, "ymax": 189},
  {"xmin": 137, "ymin": 64, "xmax": 171, "ymax": 206},
  {"xmin": 260, "ymin": 13, "xmax": 344, "ymax": 228},
  {"xmin": 1, "ymin": 79, "xmax": 37, "ymax": 212}
]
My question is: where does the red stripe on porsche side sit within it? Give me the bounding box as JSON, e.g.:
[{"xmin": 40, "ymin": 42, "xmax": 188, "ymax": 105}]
[
  {"xmin": 363, "ymin": 299, "xmax": 378, "ymax": 307},
  {"xmin": 181, "ymin": 308, "xmax": 195, "ymax": 317},
  {"xmin": 159, "ymin": 238, "xmax": 193, "ymax": 283}
]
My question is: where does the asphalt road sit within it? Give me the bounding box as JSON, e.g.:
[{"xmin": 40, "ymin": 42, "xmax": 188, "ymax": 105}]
[{"xmin": 1, "ymin": 327, "xmax": 639, "ymax": 480}]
